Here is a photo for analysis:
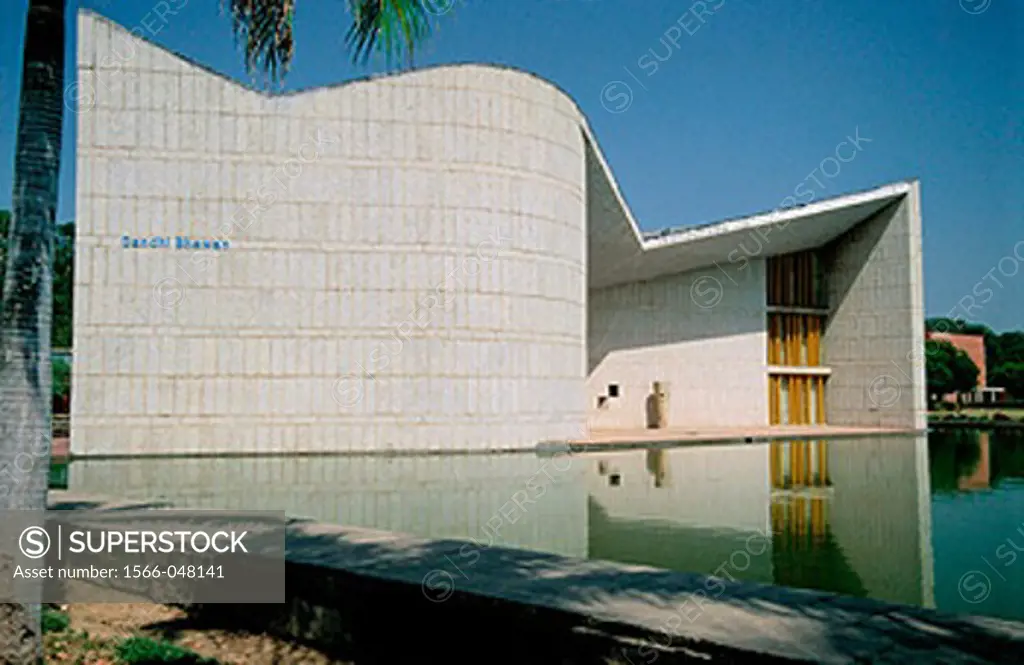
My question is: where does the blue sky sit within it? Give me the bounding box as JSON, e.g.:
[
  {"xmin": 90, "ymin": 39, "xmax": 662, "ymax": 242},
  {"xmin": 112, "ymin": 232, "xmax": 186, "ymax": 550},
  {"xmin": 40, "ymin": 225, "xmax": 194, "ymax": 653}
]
[{"xmin": 1, "ymin": 0, "xmax": 1021, "ymax": 330}]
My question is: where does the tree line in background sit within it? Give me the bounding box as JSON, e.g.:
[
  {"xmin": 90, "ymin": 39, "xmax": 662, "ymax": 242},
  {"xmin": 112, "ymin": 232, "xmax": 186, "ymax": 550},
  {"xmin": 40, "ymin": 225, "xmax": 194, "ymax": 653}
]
[{"xmin": 925, "ymin": 317, "xmax": 1024, "ymax": 404}]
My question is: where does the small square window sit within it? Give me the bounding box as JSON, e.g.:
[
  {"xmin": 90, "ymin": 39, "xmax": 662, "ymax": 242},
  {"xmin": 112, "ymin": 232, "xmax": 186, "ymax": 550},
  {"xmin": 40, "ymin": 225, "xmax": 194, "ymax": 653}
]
[
  {"xmin": 609, "ymin": 473, "xmax": 621, "ymax": 487},
  {"xmin": 608, "ymin": 384, "xmax": 620, "ymax": 398}
]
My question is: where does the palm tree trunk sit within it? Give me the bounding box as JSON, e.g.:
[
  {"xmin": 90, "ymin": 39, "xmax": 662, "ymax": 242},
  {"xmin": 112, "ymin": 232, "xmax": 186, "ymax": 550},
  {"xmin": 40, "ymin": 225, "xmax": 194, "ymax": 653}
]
[{"xmin": 0, "ymin": 0, "xmax": 65, "ymax": 660}]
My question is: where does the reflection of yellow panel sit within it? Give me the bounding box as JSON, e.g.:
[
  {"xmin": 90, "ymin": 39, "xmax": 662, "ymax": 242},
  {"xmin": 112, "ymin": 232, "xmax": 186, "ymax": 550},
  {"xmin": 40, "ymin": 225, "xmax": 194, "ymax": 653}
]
[
  {"xmin": 811, "ymin": 498, "xmax": 824, "ymax": 541},
  {"xmin": 770, "ymin": 442, "xmax": 781, "ymax": 487},
  {"xmin": 795, "ymin": 497, "xmax": 806, "ymax": 540}
]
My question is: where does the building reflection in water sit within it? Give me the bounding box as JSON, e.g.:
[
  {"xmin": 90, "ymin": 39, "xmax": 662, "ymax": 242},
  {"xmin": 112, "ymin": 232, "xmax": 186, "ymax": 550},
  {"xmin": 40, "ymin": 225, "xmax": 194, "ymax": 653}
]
[
  {"xmin": 646, "ymin": 449, "xmax": 669, "ymax": 488},
  {"xmin": 929, "ymin": 428, "xmax": 1024, "ymax": 621},
  {"xmin": 67, "ymin": 453, "xmax": 589, "ymax": 559},
  {"xmin": 769, "ymin": 440, "xmax": 831, "ymax": 546},
  {"xmin": 957, "ymin": 431, "xmax": 991, "ymax": 491},
  {"xmin": 62, "ymin": 434, "xmax": 939, "ymax": 612},
  {"xmin": 768, "ymin": 440, "xmax": 867, "ymax": 598},
  {"xmin": 587, "ymin": 435, "xmax": 934, "ymax": 608}
]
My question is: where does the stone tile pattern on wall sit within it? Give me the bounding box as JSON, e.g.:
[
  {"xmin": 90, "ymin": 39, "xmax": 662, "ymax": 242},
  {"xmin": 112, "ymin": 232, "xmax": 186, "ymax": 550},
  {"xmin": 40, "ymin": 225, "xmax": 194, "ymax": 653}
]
[
  {"xmin": 822, "ymin": 185, "xmax": 927, "ymax": 430},
  {"xmin": 72, "ymin": 12, "xmax": 587, "ymax": 455}
]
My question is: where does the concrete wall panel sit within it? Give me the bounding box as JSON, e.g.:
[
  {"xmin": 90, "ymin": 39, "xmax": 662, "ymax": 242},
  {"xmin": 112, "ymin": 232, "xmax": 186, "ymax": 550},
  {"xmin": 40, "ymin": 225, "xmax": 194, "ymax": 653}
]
[
  {"xmin": 822, "ymin": 184, "xmax": 926, "ymax": 430},
  {"xmin": 73, "ymin": 12, "xmax": 587, "ymax": 455},
  {"xmin": 586, "ymin": 264, "xmax": 768, "ymax": 430}
]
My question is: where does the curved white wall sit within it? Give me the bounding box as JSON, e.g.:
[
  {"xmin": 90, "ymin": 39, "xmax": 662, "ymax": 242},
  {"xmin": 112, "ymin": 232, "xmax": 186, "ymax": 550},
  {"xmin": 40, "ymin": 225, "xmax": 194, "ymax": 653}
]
[{"xmin": 72, "ymin": 11, "xmax": 586, "ymax": 454}]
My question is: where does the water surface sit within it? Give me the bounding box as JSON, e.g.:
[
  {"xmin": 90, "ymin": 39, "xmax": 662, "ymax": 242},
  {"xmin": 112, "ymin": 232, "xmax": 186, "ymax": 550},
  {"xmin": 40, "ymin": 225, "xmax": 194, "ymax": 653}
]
[{"xmin": 56, "ymin": 430, "xmax": 1024, "ymax": 622}]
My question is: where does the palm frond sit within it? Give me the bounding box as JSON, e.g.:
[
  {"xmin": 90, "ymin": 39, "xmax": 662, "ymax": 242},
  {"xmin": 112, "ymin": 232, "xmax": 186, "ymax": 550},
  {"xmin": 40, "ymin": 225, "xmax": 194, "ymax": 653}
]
[
  {"xmin": 223, "ymin": 0, "xmax": 296, "ymax": 85},
  {"xmin": 223, "ymin": 0, "xmax": 441, "ymax": 84},
  {"xmin": 344, "ymin": 0, "xmax": 434, "ymax": 68}
]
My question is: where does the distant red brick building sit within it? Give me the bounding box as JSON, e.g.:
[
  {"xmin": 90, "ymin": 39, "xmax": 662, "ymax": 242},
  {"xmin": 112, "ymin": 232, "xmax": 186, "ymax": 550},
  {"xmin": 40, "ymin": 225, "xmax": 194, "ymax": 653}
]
[
  {"xmin": 925, "ymin": 331, "xmax": 1005, "ymax": 404},
  {"xmin": 926, "ymin": 332, "xmax": 986, "ymax": 387}
]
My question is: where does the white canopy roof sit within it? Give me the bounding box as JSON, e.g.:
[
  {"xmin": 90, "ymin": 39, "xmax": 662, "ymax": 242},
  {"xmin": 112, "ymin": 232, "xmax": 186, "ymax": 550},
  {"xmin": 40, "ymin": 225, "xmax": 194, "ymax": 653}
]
[{"xmin": 582, "ymin": 128, "xmax": 915, "ymax": 290}]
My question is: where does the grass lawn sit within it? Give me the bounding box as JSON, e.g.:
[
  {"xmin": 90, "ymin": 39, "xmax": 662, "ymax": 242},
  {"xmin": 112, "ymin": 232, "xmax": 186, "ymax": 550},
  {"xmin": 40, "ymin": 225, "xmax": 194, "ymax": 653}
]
[{"xmin": 929, "ymin": 408, "xmax": 1024, "ymax": 419}]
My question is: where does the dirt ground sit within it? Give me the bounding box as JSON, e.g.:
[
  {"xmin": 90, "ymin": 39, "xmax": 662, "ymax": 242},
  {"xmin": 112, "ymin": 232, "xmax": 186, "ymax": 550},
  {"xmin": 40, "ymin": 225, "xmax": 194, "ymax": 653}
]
[{"xmin": 48, "ymin": 603, "xmax": 349, "ymax": 664}]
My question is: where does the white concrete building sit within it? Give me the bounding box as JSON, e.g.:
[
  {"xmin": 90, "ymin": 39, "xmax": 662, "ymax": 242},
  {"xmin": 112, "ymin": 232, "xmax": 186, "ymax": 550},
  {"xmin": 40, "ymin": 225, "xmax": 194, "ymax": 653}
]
[{"xmin": 72, "ymin": 11, "xmax": 926, "ymax": 456}]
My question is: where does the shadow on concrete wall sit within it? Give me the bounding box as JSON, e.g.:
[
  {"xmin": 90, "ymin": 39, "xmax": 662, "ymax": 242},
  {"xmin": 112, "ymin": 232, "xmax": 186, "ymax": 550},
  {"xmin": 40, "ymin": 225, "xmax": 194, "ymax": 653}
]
[
  {"xmin": 820, "ymin": 200, "xmax": 901, "ymax": 317},
  {"xmin": 188, "ymin": 527, "xmax": 1024, "ymax": 664},
  {"xmin": 48, "ymin": 497, "xmax": 1022, "ymax": 664},
  {"xmin": 585, "ymin": 276, "xmax": 767, "ymax": 376}
]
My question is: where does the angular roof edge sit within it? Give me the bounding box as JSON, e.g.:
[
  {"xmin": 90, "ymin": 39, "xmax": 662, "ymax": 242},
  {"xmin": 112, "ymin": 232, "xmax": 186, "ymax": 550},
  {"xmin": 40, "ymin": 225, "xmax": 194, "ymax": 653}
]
[{"xmin": 642, "ymin": 179, "xmax": 918, "ymax": 250}]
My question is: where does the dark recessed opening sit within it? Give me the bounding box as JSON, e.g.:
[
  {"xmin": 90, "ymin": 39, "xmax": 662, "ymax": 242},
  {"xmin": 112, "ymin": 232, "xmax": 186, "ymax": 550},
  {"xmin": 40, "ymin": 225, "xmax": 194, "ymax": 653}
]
[
  {"xmin": 609, "ymin": 473, "xmax": 621, "ymax": 487},
  {"xmin": 596, "ymin": 395, "xmax": 608, "ymax": 408},
  {"xmin": 608, "ymin": 384, "xmax": 620, "ymax": 398}
]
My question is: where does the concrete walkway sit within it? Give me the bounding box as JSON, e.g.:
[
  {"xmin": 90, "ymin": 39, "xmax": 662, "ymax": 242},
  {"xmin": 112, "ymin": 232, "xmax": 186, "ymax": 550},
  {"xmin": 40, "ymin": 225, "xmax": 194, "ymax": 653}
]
[{"xmin": 47, "ymin": 491, "xmax": 1024, "ymax": 663}]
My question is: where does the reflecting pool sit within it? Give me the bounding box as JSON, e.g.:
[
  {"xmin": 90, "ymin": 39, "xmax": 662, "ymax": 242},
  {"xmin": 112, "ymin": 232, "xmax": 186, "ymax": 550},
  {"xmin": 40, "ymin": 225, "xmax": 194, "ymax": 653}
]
[{"xmin": 56, "ymin": 430, "xmax": 1024, "ymax": 622}]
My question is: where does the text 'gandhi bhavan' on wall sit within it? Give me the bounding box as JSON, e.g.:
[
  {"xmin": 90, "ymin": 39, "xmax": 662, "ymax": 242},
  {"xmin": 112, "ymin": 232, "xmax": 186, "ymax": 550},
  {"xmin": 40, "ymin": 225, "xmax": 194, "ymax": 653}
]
[{"xmin": 72, "ymin": 10, "xmax": 926, "ymax": 456}]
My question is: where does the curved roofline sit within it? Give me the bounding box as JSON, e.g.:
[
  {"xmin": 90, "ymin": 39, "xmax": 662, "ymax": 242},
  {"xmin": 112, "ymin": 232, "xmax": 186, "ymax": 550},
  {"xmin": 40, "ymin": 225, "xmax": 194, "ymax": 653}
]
[
  {"xmin": 79, "ymin": 8, "xmax": 650, "ymax": 236},
  {"xmin": 78, "ymin": 9, "xmax": 581, "ymax": 108},
  {"xmin": 80, "ymin": 9, "xmax": 920, "ymax": 287}
]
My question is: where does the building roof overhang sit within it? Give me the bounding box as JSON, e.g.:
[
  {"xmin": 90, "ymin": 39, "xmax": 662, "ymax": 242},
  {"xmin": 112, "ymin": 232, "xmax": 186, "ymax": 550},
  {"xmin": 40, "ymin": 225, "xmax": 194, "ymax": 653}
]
[{"xmin": 582, "ymin": 129, "xmax": 916, "ymax": 289}]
